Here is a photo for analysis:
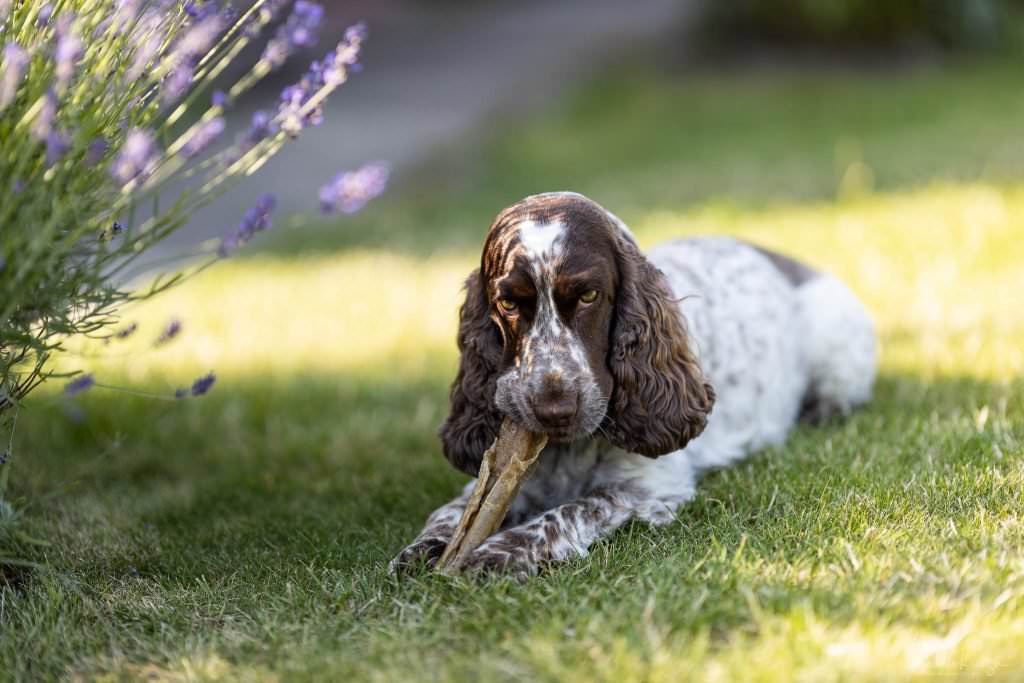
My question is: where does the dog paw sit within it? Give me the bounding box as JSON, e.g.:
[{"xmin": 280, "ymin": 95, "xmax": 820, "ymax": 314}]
[
  {"xmin": 460, "ymin": 544, "xmax": 538, "ymax": 582},
  {"xmin": 388, "ymin": 536, "xmax": 448, "ymax": 576}
]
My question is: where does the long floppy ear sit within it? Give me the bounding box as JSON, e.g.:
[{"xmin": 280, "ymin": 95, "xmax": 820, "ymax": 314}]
[
  {"xmin": 605, "ymin": 235, "xmax": 715, "ymax": 456},
  {"xmin": 438, "ymin": 270, "xmax": 504, "ymax": 476}
]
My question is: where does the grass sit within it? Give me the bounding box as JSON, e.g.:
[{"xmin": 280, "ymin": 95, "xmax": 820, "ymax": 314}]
[{"xmin": 2, "ymin": 55, "xmax": 1024, "ymax": 681}]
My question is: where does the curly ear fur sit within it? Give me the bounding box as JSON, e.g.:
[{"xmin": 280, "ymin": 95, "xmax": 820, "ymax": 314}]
[
  {"xmin": 439, "ymin": 270, "xmax": 504, "ymax": 476},
  {"xmin": 605, "ymin": 236, "xmax": 716, "ymax": 456}
]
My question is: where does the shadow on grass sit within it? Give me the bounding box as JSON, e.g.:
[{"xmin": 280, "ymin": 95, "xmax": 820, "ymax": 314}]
[
  {"xmin": 1, "ymin": 369, "xmax": 1020, "ymax": 678},
  {"xmin": 5, "ymin": 370, "xmax": 1019, "ymax": 579}
]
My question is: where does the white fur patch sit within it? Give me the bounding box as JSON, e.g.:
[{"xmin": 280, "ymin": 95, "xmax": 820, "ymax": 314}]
[{"xmin": 518, "ymin": 219, "xmax": 564, "ymax": 261}]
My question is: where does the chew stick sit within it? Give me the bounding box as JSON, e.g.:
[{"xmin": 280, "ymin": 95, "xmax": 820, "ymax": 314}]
[{"xmin": 438, "ymin": 419, "xmax": 548, "ymax": 573}]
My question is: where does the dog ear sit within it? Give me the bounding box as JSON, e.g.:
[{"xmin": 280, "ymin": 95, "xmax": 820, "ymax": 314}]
[
  {"xmin": 605, "ymin": 235, "xmax": 715, "ymax": 456},
  {"xmin": 438, "ymin": 270, "xmax": 504, "ymax": 476}
]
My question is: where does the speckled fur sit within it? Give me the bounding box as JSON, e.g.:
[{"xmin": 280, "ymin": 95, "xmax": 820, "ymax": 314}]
[{"xmin": 390, "ymin": 193, "xmax": 877, "ymax": 578}]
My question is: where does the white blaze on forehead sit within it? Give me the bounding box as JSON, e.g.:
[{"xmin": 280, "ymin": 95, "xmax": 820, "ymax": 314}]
[{"xmin": 517, "ymin": 219, "xmax": 565, "ymax": 261}]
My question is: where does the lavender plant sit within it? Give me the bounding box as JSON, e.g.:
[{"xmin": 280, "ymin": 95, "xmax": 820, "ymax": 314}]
[{"xmin": 0, "ymin": 1, "xmax": 386, "ymax": 501}]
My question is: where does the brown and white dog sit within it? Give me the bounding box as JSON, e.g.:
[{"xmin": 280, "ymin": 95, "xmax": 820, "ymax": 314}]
[{"xmin": 391, "ymin": 192, "xmax": 877, "ymax": 579}]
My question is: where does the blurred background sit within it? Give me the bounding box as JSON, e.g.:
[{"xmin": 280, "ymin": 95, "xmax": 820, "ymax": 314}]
[{"xmin": 155, "ymin": 0, "xmax": 1024, "ymax": 259}]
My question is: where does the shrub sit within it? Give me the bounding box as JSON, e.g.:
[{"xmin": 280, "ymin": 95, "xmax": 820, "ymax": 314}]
[
  {"xmin": 0, "ymin": 1, "xmax": 386, "ymax": 503},
  {"xmin": 703, "ymin": 0, "xmax": 1014, "ymax": 51}
]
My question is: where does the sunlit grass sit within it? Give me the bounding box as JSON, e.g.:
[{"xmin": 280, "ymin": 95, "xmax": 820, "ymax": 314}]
[
  {"xmin": 4, "ymin": 57, "xmax": 1024, "ymax": 682},
  {"xmin": 59, "ymin": 179, "xmax": 1024, "ymax": 390}
]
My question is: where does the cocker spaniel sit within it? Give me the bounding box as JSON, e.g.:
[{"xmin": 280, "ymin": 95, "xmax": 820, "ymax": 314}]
[{"xmin": 391, "ymin": 192, "xmax": 877, "ymax": 578}]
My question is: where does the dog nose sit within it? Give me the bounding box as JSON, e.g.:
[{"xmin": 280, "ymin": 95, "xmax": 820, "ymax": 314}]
[{"xmin": 533, "ymin": 392, "xmax": 578, "ymax": 429}]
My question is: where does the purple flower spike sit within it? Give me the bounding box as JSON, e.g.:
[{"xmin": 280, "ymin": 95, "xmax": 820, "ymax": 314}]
[
  {"xmin": 1, "ymin": 43, "xmax": 30, "ymax": 110},
  {"xmin": 54, "ymin": 15, "xmax": 84, "ymax": 90},
  {"xmin": 274, "ymin": 22, "xmax": 367, "ymax": 137},
  {"xmin": 181, "ymin": 116, "xmax": 225, "ymax": 158},
  {"xmin": 155, "ymin": 318, "xmax": 182, "ymax": 346},
  {"xmin": 319, "ymin": 163, "xmax": 389, "ymax": 215},
  {"xmin": 260, "ymin": 1, "xmax": 324, "ymax": 70},
  {"xmin": 245, "ymin": 110, "xmax": 276, "ymax": 147},
  {"xmin": 86, "ymin": 137, "xmax": 109, "ymax": 165},
  {"xmin": 174, "ymin": 14, "xmax": 223, "ymax": 62},
  {"xmin": 111, "ymin": 0, "xmax": 142, "ymax": 34},
  {"xmin": 46, "ymin": 129, "xmax": 71, "ymax": 167},
  {"xmin": 190, "ymin": 372, "xmax": 216, "ymax": 397},
  {"xmin": 211, "ymin": 89, "xmax": 227, "ymax": 107},
  {"xmin": 126, "ymin": 12, "xmax": 162, "ymax": 82},
  {"xmin": 163, "ymin": 62, "xmax": 194, "ymax": 104},
  {"xmin": 111, "ymin": 128, "xmax": 159, "ymax": 186},
  {"xmin": 115, "ymin": 322, "xmax": 138, "ymax": 339},
  {"xmin": 218, "ymin": 194, "xmax": 277, "ymax": 257},
  {"xmin": 65, "ymin": 374, "xmax": 95, "ymax": 396},
  {"xmin": 36, "ymin": 3, "xmax": 54, "ymax": 28},
  {"xmin": 30, "ymin": 90, "xmax": 58, "ymax": 141},
  {"xmin": 344, "ymin": 22, "xmax": 369, "ymax": 44}
]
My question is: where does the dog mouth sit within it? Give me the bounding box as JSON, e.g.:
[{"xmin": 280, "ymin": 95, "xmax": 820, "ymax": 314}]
[
  {"xmin": 495, "ymin": 370, "xmax": 607, "ymax": 443},
  {"xmin": 540, "ymin": 424, "xmax": 579, "ymax": 442}
]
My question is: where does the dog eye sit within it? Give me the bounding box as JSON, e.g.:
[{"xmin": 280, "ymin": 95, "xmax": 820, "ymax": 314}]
[
  {"xmin": 579, "ymin": 290, "xmax": 599, "ymax": 304},
  {"xmin": 497, "ymin": 298, "xmax": 518, "ymax": 313}
]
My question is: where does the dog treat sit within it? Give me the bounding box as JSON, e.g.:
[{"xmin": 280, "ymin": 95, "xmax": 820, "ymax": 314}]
[{"xmin": 438, "ymin": 419, "xmax": 548, "ymax": 573}]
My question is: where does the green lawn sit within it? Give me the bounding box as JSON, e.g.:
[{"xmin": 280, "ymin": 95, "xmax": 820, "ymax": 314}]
[{"xmin": 2, "ymin": 57, "xmax": 1024, "ymax": 681}]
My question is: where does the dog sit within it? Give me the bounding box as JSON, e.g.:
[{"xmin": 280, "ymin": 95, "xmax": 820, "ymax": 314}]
[{"xmin": 391, "ymin": 192, "xmax": 877, "ymax": 578}]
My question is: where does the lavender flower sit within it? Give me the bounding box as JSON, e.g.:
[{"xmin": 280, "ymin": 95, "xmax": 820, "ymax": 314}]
[
  {"xmin": 46, "ymin": 129, "xmax": 71, "ymax": 167},
  {"xmin": 218, "ymin": 194, "xmax": 276, "ymax": 256},
  {"xmin": 163, "ymin": 62, "xmax": 194, "ymax": 104},
  {"xmin": 110, "ymin": 0, "xmax": 142, "ymax": 34},
  {"xmin": 275, "ymin": 23, "xmax": 367, "ymax": 137},
  {"xmin": 173, "ymin": 14, "xmax": 222, "ymax": 62},
  {"xmin": 278, "ymin": 83, "xmax": 315, "ymax": 137},
  {"xmin": 319, "ymin": 163, "xmax": 389, "ymax": 215},
  {"xmin": 1, "ymin": 43, "xmax": 29, "ymax": 110},
  {"xmin": 190, "ymin": 372, "xmax": 216, "ymax": 396},
  {"xmin": 211, "ymin": 89, "xmax": 227, "ymax": 107},
  {"xmin": 64, "ymin": 374, "xmax": 95, "ymax": 396},
  {"xmin": 125, "ymin": 11, "xmax": 164, "ymax": 82},
  {"xmin": 36, "ymin": 3, "xmax": 54, "ymax": 28},
  {"xmin": 330, "ymin": 22, "xmax": 368, "ymax": 82},
  {"xmin": 245, "ymin": 110, "xmax": 275, "ymax": 147},
  {"xmin": 181, "ymin": 116, "xmax": 224, "ymax": 158},
  {"xmin": 111, "ymin": 128, "xmax": 159, "ymax": 186},
  {"xmin": 155, "ymin": 318, "xmax": 182, "ymax": 346},
  {"xmin": 183, "ymin": 1, "xmax": 204, "ymax": 19},
  {"xmin": 54, "ymin": 15, "xmax": 84, "ymax": 91},
  {"xmin": 30, "ymin": 90, "xmax": 58, "ymax": 141},
  {"xmin": 86, "ymin": 137, "xmax": 109, "ymax": 165},
  {"xmin": 260, "ymin": 1, "xmax": 324, "ymax": 70},
  {"xmin": 114, "ymin": 322, "xmax": 138, "ymax": 339}
]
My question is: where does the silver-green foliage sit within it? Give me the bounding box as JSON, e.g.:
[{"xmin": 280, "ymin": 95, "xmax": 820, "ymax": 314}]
[{"xmin": 0, "ymin": 1, "xmax": 361, "ymax": 433}]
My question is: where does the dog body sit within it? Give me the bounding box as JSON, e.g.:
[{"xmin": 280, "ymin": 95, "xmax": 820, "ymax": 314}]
[{"xmin": 391, "ymin": 193, "xmax": 876, "ymax": 578}]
